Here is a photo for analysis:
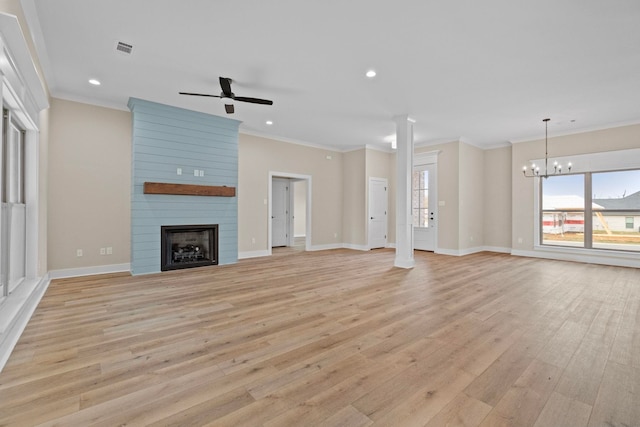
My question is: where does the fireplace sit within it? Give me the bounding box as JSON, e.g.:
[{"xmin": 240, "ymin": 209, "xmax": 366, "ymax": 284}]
[{"xmin": 161, "ymin": 224, "xmax": 218, "ymax": 271}]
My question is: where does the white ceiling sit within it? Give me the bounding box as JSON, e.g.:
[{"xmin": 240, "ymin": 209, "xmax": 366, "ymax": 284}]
[{"xmin": 22, "ymin": 0, "xmax": 640, "ymax": 151}]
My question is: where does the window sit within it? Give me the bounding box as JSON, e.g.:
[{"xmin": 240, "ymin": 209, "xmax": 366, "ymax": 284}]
[
  {"xmin": 2, "ymin": 109, "xmax": 26, "ymax": 204},
  {"xmin": 541, "ymin": 169, "xmax": 640, "ymax": 252},
  {"xmin": 626, "ymin": 217, "xmax": 634, "ymax": 229},
  {"xmin": 412, "ymin": 170, "xmax": 429, "ymax": 227},
  {"xmin": 541, "ymin": 174, "xmax": 584, "ymax": 247}
]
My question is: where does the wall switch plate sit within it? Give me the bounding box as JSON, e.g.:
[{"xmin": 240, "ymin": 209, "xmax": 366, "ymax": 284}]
[
  {"xmin": 194, "ymin": 169, "xmax": 199, "ymax": 176},
  {"xmin": 100, "ymin": 248, "xmax": 106, "ymax": 255},
  {"xmin": 76, "ymin": 249, "xmax": 83, "ymax": 257},
  {"xmin": 107, "ymin": 247, "xmax": 113, "ymax": 255},
  {"xmin": 199, "ymin": 170, "xmax": 205, "ymax": 177},
  {"xmin": 177, "ymin": 168, "xmax": 182, "ymax": 175}
]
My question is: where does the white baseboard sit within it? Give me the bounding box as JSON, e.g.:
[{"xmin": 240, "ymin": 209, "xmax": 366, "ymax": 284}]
[
  {"xmin": 238, "ymin": 250, "xmax": 271, "ymax": 259},
  {"xmin": 435, "ymin": 246, "xmax": 511, "ymax": 256},
  {"xmin": 435, "ymin": 248, "xmax": 463, "ymax": 256},
  {"xmin": 308, "ymin": 243, "xmax": 343, "ymax": 251},
  {"xmin": 343, "ymin": 244, "xmax": 369, "ymax": 251},
  {"xmin": 512, "ymin": 248, "xmax": 640, "ymax": 268},
  {"xmin": 0, "ymin": 274, "xmax": 51, "ymax": 373},
  {"xmin": 49, "ymin": 263, "xmax": 131, "ymax": 279},
  {"xmin": 483, "ymin": 246, "xmax": 512, "ymax": 254}
]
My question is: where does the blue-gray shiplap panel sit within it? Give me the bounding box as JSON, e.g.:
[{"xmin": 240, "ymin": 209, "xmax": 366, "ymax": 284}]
[
  {"xmin": 130, "ymin": 98, "xmax": 240, "ymax": 275},
  {"xmin": 133, "ymin": 142, "xmax": 238, "ymax": 161},
  {"xmin": 129, "ymin": 101, "xmax": 240, "ymax": 133},
  {"xmin": 132, "ymin": 153, "xmax": 237, "ymax": 172},
  {"xmin": 133, "ymin": 121, "xmax": 239, "ymax": 145}
]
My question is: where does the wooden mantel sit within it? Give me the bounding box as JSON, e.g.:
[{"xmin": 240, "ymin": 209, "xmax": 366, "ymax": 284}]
[{"xmin": 143, "ymin": 182, "xmax": 236, "ymax": 197}]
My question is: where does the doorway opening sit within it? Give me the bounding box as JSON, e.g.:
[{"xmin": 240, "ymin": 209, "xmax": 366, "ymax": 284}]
[{"xmin": 269, "ymin": 172, "xmax": 312, "ymax": 255}]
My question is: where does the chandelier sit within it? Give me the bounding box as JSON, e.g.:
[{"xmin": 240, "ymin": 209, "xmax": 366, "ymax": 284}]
[{"xmin": 523, "ymin": 118, "xmax": 571, "ymax": 178}]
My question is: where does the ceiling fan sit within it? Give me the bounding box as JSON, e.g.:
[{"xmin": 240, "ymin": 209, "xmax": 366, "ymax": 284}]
[{"xmin": 179, "ymin": 77, "xmax": 273, "ymax": 114}]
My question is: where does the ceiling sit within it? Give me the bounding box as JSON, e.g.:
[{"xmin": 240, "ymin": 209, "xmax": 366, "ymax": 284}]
[{"xmin": 22, "ymin": 0, "xmax": 640, "ymax": 151}]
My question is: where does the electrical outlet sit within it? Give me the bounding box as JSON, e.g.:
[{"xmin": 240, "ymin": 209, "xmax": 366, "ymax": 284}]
[
  {"xmin": 177, "ymin": 167, "xmax": 182, "ymax": 175},
  {"xmin": 100, "ymin": 248, "xmax": 106, "ymax": 255},
  {"xmin": 76, "ymin": 249, "xmax": 83, "ymax": 257},
  {"xmin": 107, "ymin": 247, "xmax": 113, "ymax": 255},
  {"xmin": 194, "ymin": 169, "xmax": 199, "ymax": 176}
]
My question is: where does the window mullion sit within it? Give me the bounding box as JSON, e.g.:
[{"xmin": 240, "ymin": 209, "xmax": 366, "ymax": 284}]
[{"xmin": 584, "ymin": 173, "xmax": 593, "ymax": 249}]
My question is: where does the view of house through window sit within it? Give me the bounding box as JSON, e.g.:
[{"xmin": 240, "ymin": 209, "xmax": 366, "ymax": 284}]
[{"xmin": 541, "ymin": 169, "xmax": 640, "ymax": 252}]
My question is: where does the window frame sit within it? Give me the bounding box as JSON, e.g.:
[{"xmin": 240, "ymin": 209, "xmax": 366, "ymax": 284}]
[
  {"xmin": 538, "ymin": 168, "xmax": 640, "ymax": 253},
  {"xmin": 412, "ymin": 168, "xmax": 429, "ymax": 228}
]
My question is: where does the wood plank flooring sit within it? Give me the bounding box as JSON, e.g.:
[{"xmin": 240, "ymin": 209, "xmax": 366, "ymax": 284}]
[{"xmin": 1, "ymin": 249, "xmax": 639, "ymax": 426}]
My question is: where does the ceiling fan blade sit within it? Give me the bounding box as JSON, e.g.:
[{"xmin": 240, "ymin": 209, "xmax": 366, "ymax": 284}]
[
  {"xmin": 179, "ymin": 92, "xmax": 222, "ymax": 98},
  {"xmin": 224, "ymin": 104, "xmax": 235, "ymax": 114},
  {"xmin": 219, "ymin": 77, "xmax": 233, "ymax": 97},
  {"xmin": 234, "ymin": 96, "xmax": 273, "ymax": 105}
]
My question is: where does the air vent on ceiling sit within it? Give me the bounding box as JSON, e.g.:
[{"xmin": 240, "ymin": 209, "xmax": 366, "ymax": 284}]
[{"xmin": 116, "ymin": 41, "xmax": 133, "ymax": 54}]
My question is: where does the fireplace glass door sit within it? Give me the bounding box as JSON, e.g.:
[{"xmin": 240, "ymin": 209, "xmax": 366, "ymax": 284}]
[{"xmin": 161, "ymin": 224, "xmax": 218, "ymax": 271}]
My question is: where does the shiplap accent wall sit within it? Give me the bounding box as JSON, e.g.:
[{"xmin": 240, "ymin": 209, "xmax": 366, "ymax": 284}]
[{"xmin": 128, "ymin": 98, "xmax": 241, "ymax": 275}]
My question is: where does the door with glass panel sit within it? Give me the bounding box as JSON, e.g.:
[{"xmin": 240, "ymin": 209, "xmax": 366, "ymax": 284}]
[{"xmin": 413, "ymin": 164, "xmax": 437, "ymax": 251}]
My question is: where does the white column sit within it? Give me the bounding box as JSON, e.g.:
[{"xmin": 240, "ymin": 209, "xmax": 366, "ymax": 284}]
[{"xmin": 394, "ymin": 115, "xmax": 415, "ymax": 268}]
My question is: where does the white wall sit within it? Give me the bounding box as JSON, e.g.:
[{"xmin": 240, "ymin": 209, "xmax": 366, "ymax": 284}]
[
  {"xmin": 483, "ymin": 146, "xmax": 512, "ymax": 251},
  {"xmin": 293, "ymin": 180, "xmax": 307, "ymax": 237},
  {"xmin": 47, "ymin": 98, "xmax": 131, "ymax": 271},
  {"xmin": 238, "ymin": 133, "xmax": 343, "ymax": 253}
]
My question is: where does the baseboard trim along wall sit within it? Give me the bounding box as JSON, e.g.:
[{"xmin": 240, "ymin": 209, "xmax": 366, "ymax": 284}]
[
  {"xmin": 49, "ymin": 263, "xmax": 132, "ymax": 280},
  {"xmin": 512, "ymin": 248, "xmax": 640, "ymax": 269},
  {"xmin": 308, "ymin": 243, "xmax": 344, "ymax": 251},
  {"xmin": 343, "ymin": 244, "xmax": 369, "ymax": 251},
  {"xmin": 238, "ymin": 250, "xmax": 271, "ymax": 259},
  {"xmin": 0, "ymin": 274, "xmax": 51, "ymax": 373}
]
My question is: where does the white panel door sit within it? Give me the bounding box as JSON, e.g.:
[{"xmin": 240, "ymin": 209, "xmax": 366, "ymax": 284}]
[
  {"xmin": 413, "ymin": 164, "xmax": 437, "ymax": 251},
  {"xmin": 272, "ymin": 178, "xmax": 289, "ymax": 247},
  {"xmin": 368, "ymin": 178, "xmax": 388, "ymax": 249}
]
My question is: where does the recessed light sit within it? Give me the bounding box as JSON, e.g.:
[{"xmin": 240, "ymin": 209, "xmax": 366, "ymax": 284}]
[
  {"xmin": 366, "ymin": 70, "xmax": 376, "ymax": 78},
  {"xmin": 266, "ymin": 120, "xmax": 273, "ymax": 125},
  {"xmin": 88, "ymin": 79, "xmax": 101, "ymax": 86}
]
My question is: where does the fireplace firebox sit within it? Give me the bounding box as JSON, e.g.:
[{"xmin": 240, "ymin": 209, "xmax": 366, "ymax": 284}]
[{"xmin": 161, "ymin": 224, "xmax": 218, "ymax": 271}]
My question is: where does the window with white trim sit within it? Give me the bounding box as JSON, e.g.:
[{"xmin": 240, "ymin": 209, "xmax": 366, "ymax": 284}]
[{"xmin": 541, "ymin": 169, "xmax": 640, "ymax": 252}]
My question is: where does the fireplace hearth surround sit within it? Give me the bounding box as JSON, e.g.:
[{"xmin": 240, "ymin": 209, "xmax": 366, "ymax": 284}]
[{"xmin": 161, "ymin": 225, "xmax": 218, "ymax": 271}]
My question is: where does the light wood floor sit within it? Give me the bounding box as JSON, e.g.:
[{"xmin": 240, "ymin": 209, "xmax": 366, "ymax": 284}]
[{"xmin": 1, "ymin": 249, "xmax": 639, "ymax": 426}]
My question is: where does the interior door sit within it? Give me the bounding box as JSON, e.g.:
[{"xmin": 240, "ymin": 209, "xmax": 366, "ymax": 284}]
[
  {"xmin": 413, "ymin": 164, "xmax": 437, "ymax": 251},
  {"xmin": 368, "ymin": 178, "xmax": 388, "ymax": 249},
  {"xmin": 272, "ymin": 178, "xmax": 289, "ymax": 247}
]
